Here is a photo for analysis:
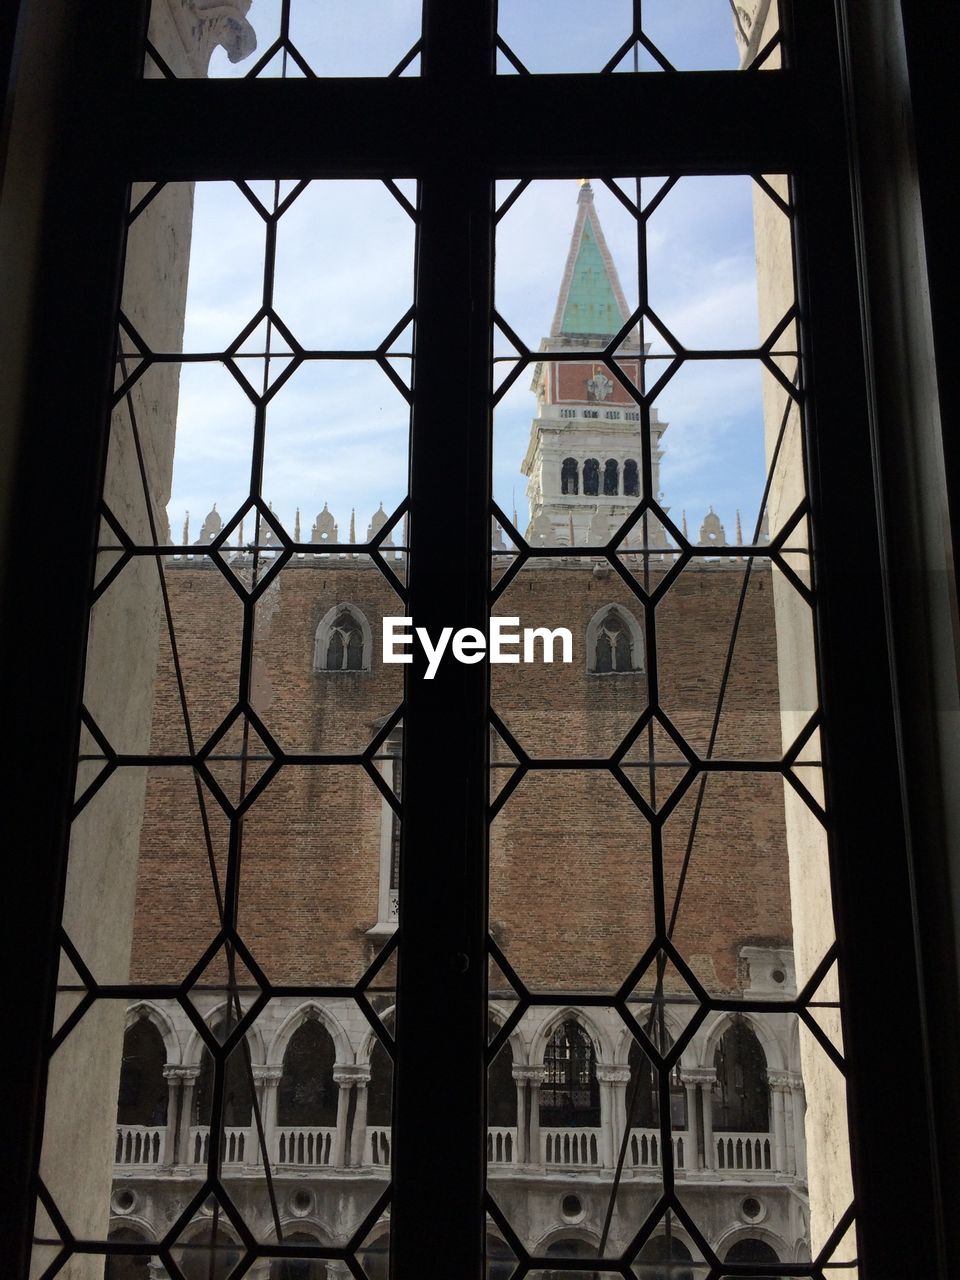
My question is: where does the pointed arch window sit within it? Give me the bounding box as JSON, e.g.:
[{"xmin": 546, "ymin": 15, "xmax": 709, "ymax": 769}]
[
  {"xmin": 314, "ymin": 603, "xmax": 372, "ymax": 672},
  {"xmin": 723, "ymin": 1237, "xmax": 779, "ymax": 1277},
  {"xmin": 624, "ymin": 458, "xmax": 640, "ymax": 497},
  {"xmin": 635, "ymin": 1234, "xmax": 695, "ymax": 1280},
  {"xmin": 278, "ymin": 1017, "xmax": 338, "ymax": 1127},
  {"xmin": 603, "ymin": 458, "xmax": 619, "ymax": 495},
  {"xmin": 195, "ymin": 1018, "xmax": 254, "ymax": 1128},
  {"xmin": 582, "ymin": 458, "xmax": 600, "ymax": 496},
  {"xmin": 116, "ymin": 1016, "xmax": 168, "ymax": 1126},
  {"xmin": 628, "ymin": 1030, "xmax": 687, "ymax": 1130},
  {"xmin": 587, "ymin": 604, "xmax": 644, "ymax": 674},
  {"xmin": 561, "ymin": 457, "xmax": 579, "ymax": 495},
  {"xmin": 540, "ymin": 1021, "xmax": 600, "ymax": 1127},
  {"xmin": 270, "ymin": 1233, "xmax": 327, "ymax": 1280},
  {"xmin": 487, "ymin": 1016, "xmax": 516, "ymax": 1127},
  {"xmin": 713, "ymin": 1015, "xmax": 770, "ymax": 1133}
]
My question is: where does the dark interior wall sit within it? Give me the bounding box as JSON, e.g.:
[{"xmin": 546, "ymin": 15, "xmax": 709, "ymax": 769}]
[{"xmin": 840, "ymin": 1, "xmax": 960, "ymax": 1271}]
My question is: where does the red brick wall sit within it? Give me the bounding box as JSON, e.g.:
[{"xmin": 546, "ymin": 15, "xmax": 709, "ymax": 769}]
[{"xmin": 130, "ymin": 556, "xmax": 791, "ymax": 996}]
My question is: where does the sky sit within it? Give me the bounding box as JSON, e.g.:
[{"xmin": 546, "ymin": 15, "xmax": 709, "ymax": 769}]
[{"xmin": 158, "ymin": 1, "xmax": 789, "ymax": 547}]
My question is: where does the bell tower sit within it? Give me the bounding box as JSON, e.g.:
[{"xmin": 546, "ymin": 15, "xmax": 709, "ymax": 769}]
[{"xmin": 521, "ymin": 182, "xmax": 667, "ymax": 546}]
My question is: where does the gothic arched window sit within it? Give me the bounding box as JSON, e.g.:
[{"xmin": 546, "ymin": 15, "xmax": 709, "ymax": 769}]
[
  {"xmin": 544, "ymin": 1238, "xmax": 594, "ymax": 1280},
  {"xmin": 487, "ymin": 1016, "xmax": 516, "ymax": 1126},
  {"xmin": 587, "ymin": 604, "xmax": 644, "ymax": 674},
  {"xmin": 561, "ymin": 457, "xmax": 579, "ymax": 495},
  {"xmin": 603, "ymin": 458, "xmax": 619, "ymax": 495},
  {"xmin": 635, "ymin": 1234, "xmax": 694, "ymax": 1280},
  {"xmin": 582, "ymin": 458, "xmax": 600, "ymax": 496},
  {"xmin": 314, "ymin": 603, "xmax": 371, "ymax": 672},
  {"xmin": 278, "ymin": 1017, "xmax": 338, "ymax": 1127},
  {"xmin": 194, "ymin": 1019, "xmax": 254, "ymax": 1128},
  {"xmin": 105, "ymin": 1228, "xmax": 152, "ymax": 1280},
  {"xmin": 486, "ymin": 1234, "xmax": 514, "ymax": 1280},
  {"xmin": 712, "ymin": 1016, "xmax": 770, "ymax": 1133},
  {"xmin": 628, "ymin": 1031, "xmax": 686, "ymax": 1130},
  {"xmin": 270, "ymin": 1233, "xmax": 327, "ymax": 1280},
  {"xmin": 540, "ymin": 1021, "xmax": 600, "ymax": 1127},
  {"xmin": 723, "ymin": 1238, "xmax": 779, "ymax": 1277},
  {"xmin": 177, "ymin": 1228, "xmax": 241, "ymax": 1280},
  {"xmin": 117, "ymin": 1016, "xmax": 168, "ymax": 1126},
  {"xmin": 624, "ymin": 458, "xmax": 640, "ymax": 497},
  {"xmin": 368, "ymin": 1028, "xmax": 393, "ymax": 1127}
]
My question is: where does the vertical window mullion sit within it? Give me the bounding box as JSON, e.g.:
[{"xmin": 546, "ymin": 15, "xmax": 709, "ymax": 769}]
[{"xmin": 392, "ymin": 164, "xmax": 493, "ymax": 1278}]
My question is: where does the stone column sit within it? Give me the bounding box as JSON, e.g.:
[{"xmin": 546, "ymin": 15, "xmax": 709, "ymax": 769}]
[
  {"xmin": 769, "ymin": 1071, "xmax": 791, "ymax": 1174},
  {"xmin": 333, "ymin": 1065, "xmax": 358, "ymax": 1169},
  {"xmin": 681, "ymin": 1078, "xmax": 701, "ymax": 1169},
  {"xmin": 252, "ymin": 1066, "xmax": 282, "ymax": 1167},
  {"xmin": 596, "ymin": 1065, "xmax": 631, "ymax": 1169},
  {"xmin": 512, "ymin": 1068, "xmax": 527, "ymax": 1163},
  {"xmin": 162, "ymin": 1065, "xmax": 182, "ymax": 1168},
  {"xmin": 516, "ymin": 1067, "xmax": 545, "ymax": 1166},
  {"xmin": 326, "ymin": 1263, "xmax": 353, "ymax": 1280},
  {"xmin": 348, "ymin": 1068, "xmax": 372, "ymax": 1167},
  {"xmin": 176, "ymin": 1066, "xmax": 201, "ymax": 1166},
  {"xmin": 684, "ymin": 1068, "xmax": 716, "ymax": 1170},
  {"xmin": 245, "ymin": 1263, "xmax": 272, "ymax": 1280}
]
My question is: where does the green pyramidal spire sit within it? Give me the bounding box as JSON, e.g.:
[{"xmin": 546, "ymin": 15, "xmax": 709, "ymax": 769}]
[{"xmin": 551, "ymin": 182, "xmax": 630, "ymax": 339}]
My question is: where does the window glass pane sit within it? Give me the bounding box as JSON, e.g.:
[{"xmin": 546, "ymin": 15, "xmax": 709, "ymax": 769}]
[
  {"xmin": 496, "ymin": 0, "xmax": 781, "ymax": 74},
  {"xmin": 32, "ymin": 178, "xmax": 412, "ymax": 1277},
  {"xmin": 144, "ymin": 0, "xmax": 422, "ymax": 79},
  {"xmin": 488, "ymin": 176, "xmax": 852, "ymax": 1273}
]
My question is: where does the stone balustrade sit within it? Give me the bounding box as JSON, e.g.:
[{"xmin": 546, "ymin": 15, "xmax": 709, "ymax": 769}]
[
  {"xmin": 715, "ymin": 1131, "xmax": 774, "ymax": 1172},
  {"xmin": 115, "ymin": 1125, "xmax": 165, "ymax": 1167},
  {"xmin": 627, "ymin": 1126, "xmax": 687, "ymax": 1170},
  {"xmin": 541, "ymin": 1126, "xmax": 601, "ymax": 1167},
  {"xmin": 114, "ymin": 1121, "xmax": 781, "ymax": 1178},
  {"xmin": 276, "ymin": 1125, "xmax": 337, "ymax": 1166}
]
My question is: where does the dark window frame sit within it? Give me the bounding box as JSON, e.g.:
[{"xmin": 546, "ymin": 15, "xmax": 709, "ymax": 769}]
[{"xmin": 1, "ymin": 1, "xmax": 958, "ymax": 1277}]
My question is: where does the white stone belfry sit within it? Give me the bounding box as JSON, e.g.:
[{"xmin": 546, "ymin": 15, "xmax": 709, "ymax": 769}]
[{"xmin": 521, "ymin": 182, "xmax": 668, "ymax": 546}]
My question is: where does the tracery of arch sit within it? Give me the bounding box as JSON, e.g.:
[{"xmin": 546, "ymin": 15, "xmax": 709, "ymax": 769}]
[
  {"xmin": 586, "ymin": 603, "xmax": 645, "ymax": 674},
  {"xmin": 313, "ymin": 602, "xmax": 371, "ymax": 672},
  {"xmin": 712, "ymin": 1014, "xmax": 770, "ymax": 1132},
  {"xmin": 540, "ymin": 1019, "xmax": 600, "ymax": 1127}
]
